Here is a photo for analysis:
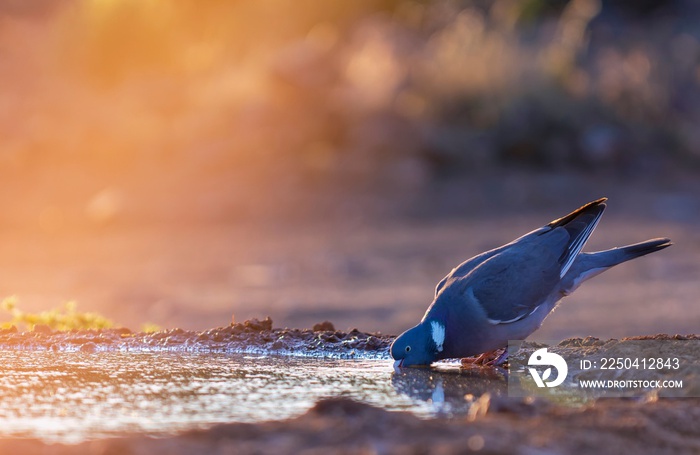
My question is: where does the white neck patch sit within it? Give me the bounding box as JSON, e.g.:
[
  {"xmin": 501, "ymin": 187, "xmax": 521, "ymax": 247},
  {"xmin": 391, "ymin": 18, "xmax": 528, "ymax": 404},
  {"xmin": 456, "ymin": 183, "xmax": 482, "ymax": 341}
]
[{"xmin": 430, "ymin": 320, "xmax": 445, "ymax": 352}]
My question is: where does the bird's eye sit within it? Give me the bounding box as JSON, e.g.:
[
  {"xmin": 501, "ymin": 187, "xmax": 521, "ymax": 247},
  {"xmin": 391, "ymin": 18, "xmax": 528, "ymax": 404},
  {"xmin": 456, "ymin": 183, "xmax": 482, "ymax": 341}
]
[{"xmin": 405, "ymin": 346, "xmax": 411, "ymax": 352}]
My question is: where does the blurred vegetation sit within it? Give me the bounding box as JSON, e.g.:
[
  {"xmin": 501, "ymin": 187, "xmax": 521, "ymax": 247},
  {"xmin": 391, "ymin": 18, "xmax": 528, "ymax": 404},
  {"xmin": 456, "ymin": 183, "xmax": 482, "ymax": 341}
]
[
  {"xmin": 0, "ymin": 0, "xmax": 696, "ymax": 333},
  {"xmin": 140, "ymin": 323, "xmax": 162, "ymax": 334},
  {"xmin": 0, "ymin": 0, "xmax": 698, "ymax": 225},
  {"xmin": 0, "ymin": 296, "xmax": 163, "ymax": 332},
  {"xmin": 1, "ymin": 297, "xmax": 114, "ymax": 331}
]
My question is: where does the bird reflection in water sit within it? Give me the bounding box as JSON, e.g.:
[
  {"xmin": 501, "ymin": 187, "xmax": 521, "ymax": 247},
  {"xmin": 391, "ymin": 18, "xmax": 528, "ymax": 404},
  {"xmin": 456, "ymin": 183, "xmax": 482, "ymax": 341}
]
[{"xmin": 391, "ymin": 363, "xmax": 507, "ymax": 417}]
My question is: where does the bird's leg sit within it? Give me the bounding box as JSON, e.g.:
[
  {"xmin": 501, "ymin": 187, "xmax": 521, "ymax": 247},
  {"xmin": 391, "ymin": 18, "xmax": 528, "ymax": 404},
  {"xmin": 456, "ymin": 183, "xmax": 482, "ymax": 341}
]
[
  {"xmin": 460, "ymin": 347, "xmax": 508, "ymax": 367},
  {"xmin": 485, "ymin": 347, "xmax": 509, "ymax": 366},
  {"xmin": 462, "ymin": 351, "xmax": 495, "ymax": 365}
]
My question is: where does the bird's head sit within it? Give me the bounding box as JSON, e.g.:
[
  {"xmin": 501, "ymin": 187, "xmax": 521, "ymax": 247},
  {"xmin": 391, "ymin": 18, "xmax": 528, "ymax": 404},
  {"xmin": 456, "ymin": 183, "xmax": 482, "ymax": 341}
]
[{"xmin": 391, "ymin": 320, "xmax": 445, "ymax": 368}]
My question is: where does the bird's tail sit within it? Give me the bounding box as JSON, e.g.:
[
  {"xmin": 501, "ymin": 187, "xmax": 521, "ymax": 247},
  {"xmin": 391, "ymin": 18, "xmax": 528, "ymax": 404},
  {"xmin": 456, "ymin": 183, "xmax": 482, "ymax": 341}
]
[
  {"xmin": 589, "ymin": 238, "xmax": 672, "ymax": 267},
  {"xmin": 560, "ymin": 238, "xmax": 672, "ymax": 295}
]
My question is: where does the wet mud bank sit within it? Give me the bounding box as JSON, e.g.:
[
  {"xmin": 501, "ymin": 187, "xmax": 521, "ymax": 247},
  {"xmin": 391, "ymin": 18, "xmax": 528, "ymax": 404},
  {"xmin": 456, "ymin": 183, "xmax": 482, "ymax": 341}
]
[{"xmin": 0, "ymin": 317, "xmax": 394, "ymax": 358}]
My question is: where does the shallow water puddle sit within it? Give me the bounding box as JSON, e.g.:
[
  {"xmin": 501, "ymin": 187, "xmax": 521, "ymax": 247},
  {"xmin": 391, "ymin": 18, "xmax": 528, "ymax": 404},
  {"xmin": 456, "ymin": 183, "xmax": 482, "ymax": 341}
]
[{"xmin": 0, "ymin": 351, "xmax": 505, "ymax": 443}]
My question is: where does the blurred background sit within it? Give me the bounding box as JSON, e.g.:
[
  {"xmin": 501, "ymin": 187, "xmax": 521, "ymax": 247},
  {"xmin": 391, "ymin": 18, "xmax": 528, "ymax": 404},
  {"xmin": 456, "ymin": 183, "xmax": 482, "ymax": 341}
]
[{"xmin": 0, "ymin": 0, "xmax": 698, "ymax": 338}]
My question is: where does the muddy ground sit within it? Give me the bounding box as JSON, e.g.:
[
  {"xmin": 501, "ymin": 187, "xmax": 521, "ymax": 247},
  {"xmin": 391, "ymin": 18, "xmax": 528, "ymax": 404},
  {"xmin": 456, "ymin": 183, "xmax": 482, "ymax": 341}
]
[
  {"xmin": 0, "ymin": 396, "xmax": 698, "ymax": 455},
  {"xmin": 0, "ymin": 317, "xmax": 393, "ymax": 356}
]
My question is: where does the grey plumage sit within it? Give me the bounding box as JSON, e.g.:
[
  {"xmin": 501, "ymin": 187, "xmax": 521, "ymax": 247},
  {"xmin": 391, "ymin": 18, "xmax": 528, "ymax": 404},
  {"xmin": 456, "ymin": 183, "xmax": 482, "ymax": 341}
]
[{"xmin": 391, "ymin": 198, "xmax": 671, "ymax": 367}]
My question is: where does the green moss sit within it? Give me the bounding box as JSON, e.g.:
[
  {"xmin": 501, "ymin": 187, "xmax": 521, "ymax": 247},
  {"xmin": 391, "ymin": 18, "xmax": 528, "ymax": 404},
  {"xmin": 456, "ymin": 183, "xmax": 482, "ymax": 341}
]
[
  {"xmin": 140, "ymin": 323, "xmax": 162, "ymax": 333},
  {"xmin": 1, "ymin": 296, "xmax": 114, "ymax": 331}
]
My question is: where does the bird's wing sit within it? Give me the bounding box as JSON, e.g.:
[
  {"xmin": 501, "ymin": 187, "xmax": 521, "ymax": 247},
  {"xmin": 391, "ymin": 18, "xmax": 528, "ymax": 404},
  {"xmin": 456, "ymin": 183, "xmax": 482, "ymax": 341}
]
[
  {"xmin": 434, "ymin": 246, "xmax": 509, "ymax": 297},
  {"xmin": 540, "ymin": 198, "xmax": 606, "ymax": 278},
  {"xmin": 464, "ymin": 243, "xmax": 562, "ymax": 324},
  {"xmin": 437, "ymin": 198, "xmax": 607, "ymax": 323}
]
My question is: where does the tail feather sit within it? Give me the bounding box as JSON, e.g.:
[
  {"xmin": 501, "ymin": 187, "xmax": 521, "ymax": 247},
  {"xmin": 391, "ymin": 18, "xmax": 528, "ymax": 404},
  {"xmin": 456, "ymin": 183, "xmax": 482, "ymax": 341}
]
[
  {"xmin": 616, "ymin": 238, "xmax": 673, "ymax": 261},
  {"xmin": 560, "ymin": 237, "xmax": 672, "ymax": 295},
  {"xmin": 589, "ymin": 238, "xmax": 672, "ymax": 268}
]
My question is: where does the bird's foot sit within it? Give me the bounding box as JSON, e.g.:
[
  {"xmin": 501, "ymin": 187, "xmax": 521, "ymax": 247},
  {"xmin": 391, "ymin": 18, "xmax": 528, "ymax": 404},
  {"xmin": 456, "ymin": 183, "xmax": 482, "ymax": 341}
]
[
  {"xmin": 460, "ymin": 348, "xmax": 508, "ymax": 368},
  {"xmin": 486, "ymin": 347, "xmax": 509, "ymax": 366}
]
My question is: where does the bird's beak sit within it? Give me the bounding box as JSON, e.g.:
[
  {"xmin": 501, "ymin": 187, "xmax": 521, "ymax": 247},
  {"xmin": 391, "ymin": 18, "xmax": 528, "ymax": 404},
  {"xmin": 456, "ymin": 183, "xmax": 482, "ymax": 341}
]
[{"xmin": 393, "ymin": 359, "xmax": 404, "ymax": 371}]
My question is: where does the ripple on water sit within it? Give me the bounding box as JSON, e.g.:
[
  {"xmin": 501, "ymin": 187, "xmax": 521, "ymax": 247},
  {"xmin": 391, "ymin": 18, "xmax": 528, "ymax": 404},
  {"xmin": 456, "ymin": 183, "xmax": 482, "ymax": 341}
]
[{"xmin": 0, "ymin": 349, "xmax": 506, "ymax": 443}]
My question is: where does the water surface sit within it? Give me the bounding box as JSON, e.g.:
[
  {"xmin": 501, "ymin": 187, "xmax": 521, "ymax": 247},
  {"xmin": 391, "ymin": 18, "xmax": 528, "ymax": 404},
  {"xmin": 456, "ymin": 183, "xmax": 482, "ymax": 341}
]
[{"xmin": 0, "ymin": 350, "xmax": 503, "ymax": 443}]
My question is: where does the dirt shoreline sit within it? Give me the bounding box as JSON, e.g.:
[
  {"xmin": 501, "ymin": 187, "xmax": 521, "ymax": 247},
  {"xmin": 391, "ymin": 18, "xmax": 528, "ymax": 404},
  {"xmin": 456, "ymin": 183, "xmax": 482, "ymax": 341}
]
[{"xmin": 0, "ymin": 318, "xmax": 394, "ymax": 357}]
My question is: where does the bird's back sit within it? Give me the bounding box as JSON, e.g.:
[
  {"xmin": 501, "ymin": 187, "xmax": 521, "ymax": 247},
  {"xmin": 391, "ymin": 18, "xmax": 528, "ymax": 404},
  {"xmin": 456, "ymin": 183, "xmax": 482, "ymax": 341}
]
[{"xmin": 427, "ymin": 198, "xmax": 607, "ymax": 325}]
